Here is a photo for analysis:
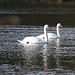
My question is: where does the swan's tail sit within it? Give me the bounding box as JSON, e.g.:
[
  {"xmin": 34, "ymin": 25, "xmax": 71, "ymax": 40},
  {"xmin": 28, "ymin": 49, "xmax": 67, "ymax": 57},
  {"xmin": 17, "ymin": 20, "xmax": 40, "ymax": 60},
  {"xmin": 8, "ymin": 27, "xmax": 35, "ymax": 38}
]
[{"xmin": 17, "ymin": 40, "xmax": 23, "ymax": 43}]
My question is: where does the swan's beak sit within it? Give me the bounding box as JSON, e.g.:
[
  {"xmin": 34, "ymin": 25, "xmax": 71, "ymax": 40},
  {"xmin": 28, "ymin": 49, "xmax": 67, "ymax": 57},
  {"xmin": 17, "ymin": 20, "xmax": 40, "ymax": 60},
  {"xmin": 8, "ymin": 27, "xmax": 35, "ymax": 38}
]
[{"xmin": 48, "ymin": 27, "xmax": 51, "ymax": 29}]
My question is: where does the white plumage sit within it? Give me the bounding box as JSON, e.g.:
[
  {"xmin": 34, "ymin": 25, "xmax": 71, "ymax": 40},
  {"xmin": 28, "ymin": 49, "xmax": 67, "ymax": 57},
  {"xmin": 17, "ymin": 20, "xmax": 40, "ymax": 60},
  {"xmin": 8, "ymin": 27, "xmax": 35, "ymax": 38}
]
[
  {"xmin": 37, "ymin": 23, "xmax": 62, "ymax": 40},
  {"xmin": 17, "ymin": 24, "xmax": 50, "ymax": 44}
]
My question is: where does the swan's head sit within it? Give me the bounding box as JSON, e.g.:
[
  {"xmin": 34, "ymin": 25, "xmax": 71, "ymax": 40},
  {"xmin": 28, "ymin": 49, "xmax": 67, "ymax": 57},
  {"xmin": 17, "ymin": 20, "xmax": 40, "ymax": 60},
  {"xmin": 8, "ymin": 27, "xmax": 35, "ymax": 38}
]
[
  {"xmin": 44, "ymin": 24, "xmax": 50, "ymax": 29},
  {"xmin": 57, "ymin": 23, "xmax": 63, "ymax": 27}
]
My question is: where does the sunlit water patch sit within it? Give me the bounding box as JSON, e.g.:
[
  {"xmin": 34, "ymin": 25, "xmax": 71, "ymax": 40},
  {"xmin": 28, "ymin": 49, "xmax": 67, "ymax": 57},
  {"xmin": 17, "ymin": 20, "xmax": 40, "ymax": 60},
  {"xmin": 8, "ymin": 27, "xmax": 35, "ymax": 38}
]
[{"xmin": 0, "ymin": 25, "xmax": 75, "ymax": 75}]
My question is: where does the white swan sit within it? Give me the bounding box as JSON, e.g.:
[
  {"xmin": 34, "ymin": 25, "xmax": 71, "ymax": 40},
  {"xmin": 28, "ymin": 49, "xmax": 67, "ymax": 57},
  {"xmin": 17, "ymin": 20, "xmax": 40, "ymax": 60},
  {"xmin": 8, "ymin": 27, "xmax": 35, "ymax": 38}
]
[
  {"xmin": 37, "ymin": 23, "xmax": 62, "ymax": 40},
  {"xmin": 17, "ymin": 24, "xmax": 50, "ymax": 44}
]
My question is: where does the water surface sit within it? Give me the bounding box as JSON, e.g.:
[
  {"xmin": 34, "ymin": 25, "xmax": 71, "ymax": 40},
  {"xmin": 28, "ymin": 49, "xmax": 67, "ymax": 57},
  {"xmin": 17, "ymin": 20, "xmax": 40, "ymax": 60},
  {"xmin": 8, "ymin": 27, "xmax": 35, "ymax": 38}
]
[
  {"xmin": 0, "ymin": 7, "xmax": 75, "ymax": 26},
  {"xmin": 0, "ymin": 25, "xmax": 75, "ymax": 75}
]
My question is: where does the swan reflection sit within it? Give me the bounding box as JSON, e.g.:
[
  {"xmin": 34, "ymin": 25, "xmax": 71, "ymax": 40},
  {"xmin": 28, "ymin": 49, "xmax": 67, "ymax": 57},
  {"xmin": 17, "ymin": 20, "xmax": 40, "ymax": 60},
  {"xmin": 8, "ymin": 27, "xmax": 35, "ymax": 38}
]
[
  {"xmin": 42, "ymin": 44, "xmax": 48, "ymax": 71},
  {"xmin": 42, "ymin": 39, "xmax": 63, "ymax": 72},
  {"xmin": 55, "ymin": 39, "xmax": 63, "ymax": 73},
  {"xmin": 56, "ymin": 39, "xmax": 60, "ymax": 47},
  {"xmin": 18, "ymin": 38, "xmax": 62, "ymax": 72}
]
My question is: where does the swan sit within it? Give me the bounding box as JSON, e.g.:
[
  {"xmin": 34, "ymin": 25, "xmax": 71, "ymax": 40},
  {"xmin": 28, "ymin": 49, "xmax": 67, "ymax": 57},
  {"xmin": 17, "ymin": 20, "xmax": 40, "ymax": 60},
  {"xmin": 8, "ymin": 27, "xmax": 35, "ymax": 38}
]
[
  {"xmin": 37, "ymin": 23, "xmax": 62, "ymax": 40},
  {"xmin": 17, "ymin": 24, "xmax": 50, "ymax": 44}
]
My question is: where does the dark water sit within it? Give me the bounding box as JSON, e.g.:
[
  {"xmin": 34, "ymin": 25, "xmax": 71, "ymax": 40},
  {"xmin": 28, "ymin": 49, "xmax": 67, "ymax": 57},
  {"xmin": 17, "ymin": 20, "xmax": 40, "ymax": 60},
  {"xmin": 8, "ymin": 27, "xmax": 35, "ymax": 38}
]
[
  {"xmin": 0, "ymin": 7, "xmax": 75, "ymax": 26},
  {"xmin": 0, "ymin": 24, "xmax": 75, "ymax": 75}
]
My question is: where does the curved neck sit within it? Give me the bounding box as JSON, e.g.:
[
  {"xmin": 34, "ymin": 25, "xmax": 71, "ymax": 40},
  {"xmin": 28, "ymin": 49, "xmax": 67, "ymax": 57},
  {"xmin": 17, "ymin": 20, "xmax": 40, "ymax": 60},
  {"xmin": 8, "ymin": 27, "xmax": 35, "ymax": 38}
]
[
  {"xmin": 57, "ymin": 25, "xmax": 60, "ymax": 37},
  {"xmin": 44, "ymin": 27, "xmax": 48, "ymax": 43}
]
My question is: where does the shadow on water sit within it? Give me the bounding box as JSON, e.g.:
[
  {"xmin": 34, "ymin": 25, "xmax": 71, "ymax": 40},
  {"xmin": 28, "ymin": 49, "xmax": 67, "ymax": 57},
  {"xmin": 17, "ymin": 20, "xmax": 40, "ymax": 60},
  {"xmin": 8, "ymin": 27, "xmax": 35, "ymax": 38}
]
[{"xmin": 0, "ymin": 6, "xmax": 75, "ymax": 26}]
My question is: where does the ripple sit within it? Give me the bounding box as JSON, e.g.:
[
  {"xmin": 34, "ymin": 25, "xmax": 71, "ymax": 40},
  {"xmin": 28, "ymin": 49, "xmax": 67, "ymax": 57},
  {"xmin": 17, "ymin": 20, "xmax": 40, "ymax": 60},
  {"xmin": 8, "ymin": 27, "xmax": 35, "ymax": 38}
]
[{"xmin": 0, "ymin": 25, "xmax": 75, "ymax": 74}]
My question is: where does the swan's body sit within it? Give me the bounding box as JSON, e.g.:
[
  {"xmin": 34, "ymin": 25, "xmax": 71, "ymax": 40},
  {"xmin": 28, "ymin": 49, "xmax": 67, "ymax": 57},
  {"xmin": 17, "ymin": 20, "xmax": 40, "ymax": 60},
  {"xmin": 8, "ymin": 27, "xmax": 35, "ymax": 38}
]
[
  {"xmin": 17, "ymin": 36, "xmax": 43, "ymax": 44},
  {"xmin": 37, "ymin": 23, "xmax": 62, "ymax": 40},
  {"xmin": 17, "ymin": 24, "xmax": 50, "ymax": 44}
]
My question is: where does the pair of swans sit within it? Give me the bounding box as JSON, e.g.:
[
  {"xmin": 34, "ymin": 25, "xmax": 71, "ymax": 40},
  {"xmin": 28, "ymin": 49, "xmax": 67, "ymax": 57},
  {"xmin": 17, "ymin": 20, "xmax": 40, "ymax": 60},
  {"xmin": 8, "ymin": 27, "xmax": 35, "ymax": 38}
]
[
  {"xmin": 37, "ymin": 23, "xmax": 62, "ymax": 40},
  {"xmin": 17, "ymin": 23, "xmax": 62, "ymax": 44}
]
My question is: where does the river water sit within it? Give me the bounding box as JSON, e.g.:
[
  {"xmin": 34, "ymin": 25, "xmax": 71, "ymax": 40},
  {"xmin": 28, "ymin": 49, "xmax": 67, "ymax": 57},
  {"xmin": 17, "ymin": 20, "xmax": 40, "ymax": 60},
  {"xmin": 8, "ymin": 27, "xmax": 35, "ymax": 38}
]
[
  {"xmin": 0, "ymin": 6, "xmax": 75, "ymax": 75},
  {"xmin": 0, "ymin": 7, "xmax": 75, "ymax": 26},
  {"xmin": 0, "ymin": 24, "xmax": 75, "ymax": 75}
]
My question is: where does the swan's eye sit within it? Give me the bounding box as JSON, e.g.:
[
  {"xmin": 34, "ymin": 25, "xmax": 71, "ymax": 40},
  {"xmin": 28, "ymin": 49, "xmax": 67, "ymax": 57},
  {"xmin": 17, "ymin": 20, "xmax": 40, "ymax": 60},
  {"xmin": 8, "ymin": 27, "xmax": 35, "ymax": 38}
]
[
  {"xmin": 43, "ymin": 37, "xmax": 45, "ymax": 39},
  {"xmin": 27, "ymin": 42, "xmax": 29, "ymax": 44}
]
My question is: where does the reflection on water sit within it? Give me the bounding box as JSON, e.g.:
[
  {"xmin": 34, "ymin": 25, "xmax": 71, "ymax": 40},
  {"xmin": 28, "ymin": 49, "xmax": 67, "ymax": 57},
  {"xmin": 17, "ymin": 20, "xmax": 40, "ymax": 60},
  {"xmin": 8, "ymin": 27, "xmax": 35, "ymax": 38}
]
[
  {"xmin": 42, "ymin": 44, "xmax": 48, "ymax": 71},
  {"xmin": 0, "ymin": 7, "xmax": 75, "ymax": 26},
  {"xmin": 0, "ymin": 25, "xmax": 75, "ymax": 74},
  {"xmin": 0, "ymin": 15, "xmax": 21, "ymax": 25}
]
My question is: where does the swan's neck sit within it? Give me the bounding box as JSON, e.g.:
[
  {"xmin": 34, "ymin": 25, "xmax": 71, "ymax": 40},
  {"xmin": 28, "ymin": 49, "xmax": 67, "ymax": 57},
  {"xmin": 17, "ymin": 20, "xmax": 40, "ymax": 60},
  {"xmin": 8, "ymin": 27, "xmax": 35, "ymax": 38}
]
[
  {"xmin": 44, "ymin": 27, "xmax": 48, "ymax": 43},
  {"xmin": 57, "ymin": 25, "xmax": 60, "ymax": 37}
]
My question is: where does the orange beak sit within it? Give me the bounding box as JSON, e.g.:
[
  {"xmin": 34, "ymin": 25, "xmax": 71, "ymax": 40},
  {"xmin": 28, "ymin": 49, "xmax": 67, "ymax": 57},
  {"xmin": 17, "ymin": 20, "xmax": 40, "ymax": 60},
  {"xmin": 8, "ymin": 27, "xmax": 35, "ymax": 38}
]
[{"xmin": 48, "ymin": 27, "xmax": 51, "ymax": 29}]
